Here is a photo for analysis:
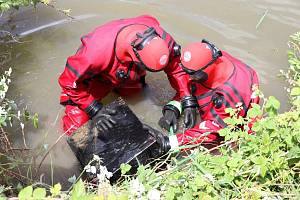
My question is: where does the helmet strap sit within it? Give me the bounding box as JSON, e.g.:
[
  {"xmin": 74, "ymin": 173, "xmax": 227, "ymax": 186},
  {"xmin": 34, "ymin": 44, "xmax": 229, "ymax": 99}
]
[
  {"xmin": 191, "ymin": 70, "xmax": 208, "ymax": 83},
  {"xmin": 131, "ymin": 27, "xmax": 163, "ymax": 72},
  {"xmin": 131, "ymin": 27, "xmax": 158, "ymax": 50}
]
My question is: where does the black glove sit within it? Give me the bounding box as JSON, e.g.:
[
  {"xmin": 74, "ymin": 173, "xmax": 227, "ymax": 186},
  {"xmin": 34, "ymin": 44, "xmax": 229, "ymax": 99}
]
[
  {"xmin": 92, "ymin": 108, "xmax": 117, "ymax": 133},
  {"xmin": 158, "ymin": 109, "xmax": 178, "ymax": 133},
  {"xmin": 183, "ymin": 107, "xmax": 197, "ymax": 129},
  {"xmin": 158, "ymin": 101, "xmax": 181, "ymax": 132},
  {"xmin": 181, "ymin": 96, "xmax": 199, "ymax": 129},
  {"xmin": 143, "ymin": 124, "xmax": 170, "ymax": 156},
  {"xmin": 85, "ymin": 100, "xmax": 117, "ymax": 134}
]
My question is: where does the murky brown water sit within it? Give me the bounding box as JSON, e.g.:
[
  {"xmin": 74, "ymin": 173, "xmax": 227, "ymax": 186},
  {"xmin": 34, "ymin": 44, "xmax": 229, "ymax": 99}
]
[{"xmin": 1, "ymin": 0, "xmax": 300, "ymax": 187}]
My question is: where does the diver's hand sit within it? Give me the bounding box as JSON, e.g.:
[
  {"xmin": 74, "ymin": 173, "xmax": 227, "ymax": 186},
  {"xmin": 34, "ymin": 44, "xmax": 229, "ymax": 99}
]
[
  {"xmin": 183, "ymin": 107, "xmax": 197, "ymax": 129},
  {"xmin": 143, "ymin": 124, "xmax": 170, "ymax": 156},
  {"xmin": 92, "ymin": 108, "xmax": 117, "ymax": 133},
  {"xmin": 181, "ymin": 96, "xmax": 199, "ymax": 129},
  {"xmin": 158, "ymin": 109, "xmax": 178, "ymax": 132}
]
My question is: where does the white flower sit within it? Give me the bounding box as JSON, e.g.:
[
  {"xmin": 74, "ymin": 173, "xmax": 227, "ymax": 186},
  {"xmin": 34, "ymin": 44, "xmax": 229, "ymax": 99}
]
[
  {"xmin": 4, "ymin": 68, "xmax": 12, "ymax": 76},
  {"xmin": 17, "ymin": 110, "xmax": 21, "ymax": 119},
  {"xmin": 130, "ymin": 178, "xmax": 145, "ymax": 197},
  {"xmin": 105, "ymin": 171, "xmax": 113, "ymax": 179},
  {"xmin": 90, "ymin": 166, "xmax": 97, "ymax": 174},
  {"xmin": 85, "ymin": 164, "xmax": 96, "ymax": 174},
  {"xmin": 93, "ymin": 154, "xmax": 101, "ymax": 161},
  {"xmin": 0, "ymin": 76, "xmax": 8, "ymax": 99},
  {"xmin": 97, "ymin": 173, "xmax": 105, "ymax": 183},
  {"xmin": 96, "ymin": 165, "xmax": 113, "ymax": 183},
  {"xmin": 84, "ymin": 164, "xmax": 90, "ymax": 170},
  {"xmin": 235, "ymin": 102, "xmax": 243, "ymax": 108},
  {"xmin": 20, "ymin": 122, "xmax": 24, "ymax": 130},
  {"xmin": 251, "ymin": 91, "xmax": 258, "ymax": 99},
  {"xmin": 147, "ymin": 189, "xmax": 160, "ymax": 200},
  {"xmin": 0, "ymin": 107, "xmax": 7, "ymax": 116}
]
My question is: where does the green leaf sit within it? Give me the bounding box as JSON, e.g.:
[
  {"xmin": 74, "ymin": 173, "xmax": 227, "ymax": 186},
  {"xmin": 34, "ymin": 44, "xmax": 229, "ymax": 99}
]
[
  {"xmin": 23, "ymin": 110, "xmax": 31, "ymax": 121},
  {"xmin": 120, "ymin": 163, "xmax": 131, "ymax": 175},
  {"xmin": 218, "ymin": 128, "xmax": 230, "ymax": 137},
  {"xmin": 50, "ymin": 183, "xmax": 61, "ymax": 196},
  {"xmin": 227, "ymin": 157, "xmax": 240, "ymax": 168},
  {"xmin": 247, "ymin": 103, "xmax": 262, "ymax": 118},
  {"xmin": 223, "ymin": 117, "xmax": 236, "ymax": 125},
  {"xmin": 267, "ymin": 96, "xmax": 281, "ymax": 110},
  {"xmin": 18, "ymin": 185, "xmax": 33, "ymax": 200},
  {"xmin": 264, "ymin": 119, "xmax": 276, "ymax": 130},
  {"xmin": 287, "ymin": 146, "xmax": 300, "ymax": 159},
  {"xmin": 221, "ymin": 173, "xmax": 235, "ymax": 183},
  {"xmin": 137, "ymin": 165, "xmax": 146, "ymax": 182},
  {"xmin": 165, "ymin": 187, "xmax": 177, "ymax": 200},
  {"xmin": 291, "ymin": 87, "xmax": 300, "ymax": 96},
  {"xmin": 260, "ymin": 165, "xmax": 267, "ymax": 177},
  {"xmin": 33, "ymin": 187, "xmax": 46, "ymax": 199},
  {"xmin": 251, "ymin": 157, "xmax": 268, "ymax": 177},
  {"xmin": 0, "ymin": 3, "xmax": 10, "ymax": 11},
  {"xmin": 197, "ymin": 193, "xmax": 214, "ymax": 200},
  {"xmin": 17, "ymin": 183, "xmax": 23, "ymax": 191},
  {"xmin": 261, "ymin": 133, "xmax": 271, "ymax": 145},
  {"xmin": 68, "ymin": 175, "xmax": 77, "ymax": 184},
  {"xmin": 181, "ymin": 190, "xmax": 193, "ymax": 200},
  {"xmin": 70, "ymin": 179, "xmax": 85, "ymax": 199},
  {"xmin": 225, "ymin": 107, "xmax": 235, "ymax": 116},
  {"xmin": 33, "ymin": 113, "xmax": 39, "ymax": 128}
]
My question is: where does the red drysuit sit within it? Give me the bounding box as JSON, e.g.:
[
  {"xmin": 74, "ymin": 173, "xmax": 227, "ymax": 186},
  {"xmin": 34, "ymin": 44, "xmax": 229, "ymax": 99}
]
[
  {"xmin": 175, "ymin": 51, "xmax": 260, "ymax": 146},
  {"xmin": 58, "ymin": 15, "xmax": 191, "ymax": 135}
]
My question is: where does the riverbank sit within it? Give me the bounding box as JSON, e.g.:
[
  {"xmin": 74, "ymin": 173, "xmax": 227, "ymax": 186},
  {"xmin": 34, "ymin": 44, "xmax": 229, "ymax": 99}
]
[{"xmin": 1, "ymin": 31, "xmax": 298, "ymax": 200}]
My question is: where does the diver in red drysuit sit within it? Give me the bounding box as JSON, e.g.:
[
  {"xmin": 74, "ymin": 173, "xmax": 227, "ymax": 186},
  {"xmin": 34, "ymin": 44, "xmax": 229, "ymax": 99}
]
[
  {"xmin": 159, "ymin": 39, "xmax": 260, "ymax": 149},
  {"xmin": 58, "ymin": 15, "xmax": 193, "ymax": 151}
]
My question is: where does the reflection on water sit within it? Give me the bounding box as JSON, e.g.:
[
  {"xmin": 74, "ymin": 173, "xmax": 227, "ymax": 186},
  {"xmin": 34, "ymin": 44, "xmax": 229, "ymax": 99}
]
[
  {"xmin": 0, "ymin": 0, "xmax": 299, "ymax": 185},
  {"xmin": 18, "ymin": 14, "xmax": 98, "ymax": 37}
]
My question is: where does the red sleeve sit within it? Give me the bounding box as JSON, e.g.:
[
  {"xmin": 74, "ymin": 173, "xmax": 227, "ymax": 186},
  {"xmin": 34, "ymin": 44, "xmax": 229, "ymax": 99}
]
[
  {"xmin": 153, "ymin": 25, "xmax": 191, "ymax": 100},
  {"xmin": 58, "ymin": 38, "xmax": 105, "ymax": 110},
  {"xmin": 164, "ymin": 56, "xmax": 191, "ymax": 101}
]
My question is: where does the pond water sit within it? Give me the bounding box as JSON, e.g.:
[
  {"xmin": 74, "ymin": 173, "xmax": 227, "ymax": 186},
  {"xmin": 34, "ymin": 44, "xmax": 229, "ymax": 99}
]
[{"xmin": 0, "ymin": 0, "xmax": 299, "ymax": 187}]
